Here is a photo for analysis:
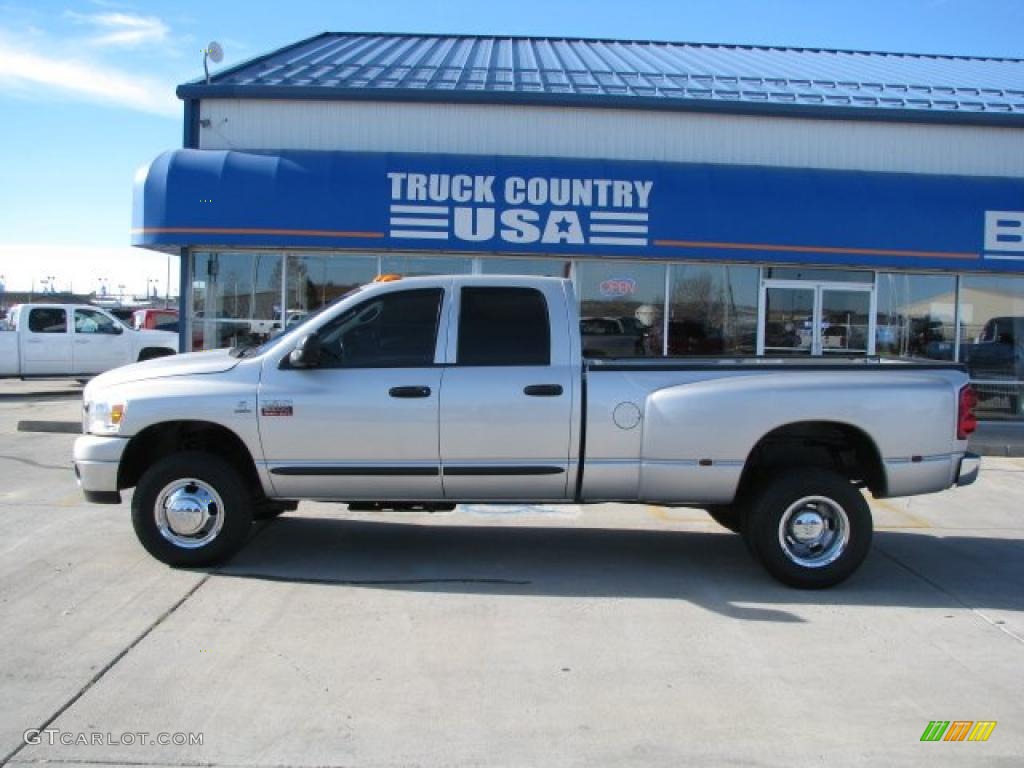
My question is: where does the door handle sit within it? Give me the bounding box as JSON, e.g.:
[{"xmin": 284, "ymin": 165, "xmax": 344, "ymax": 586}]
[
  {"xmin": 524, "ymin": 384, "xmax": 563, "ymax": 397},
  {"xmin": 389, "ymin": 386, "xmax": 432, "ymax": 398}
]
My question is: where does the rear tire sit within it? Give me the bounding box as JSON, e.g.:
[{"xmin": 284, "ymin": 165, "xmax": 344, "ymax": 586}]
[
  {"xmin": 744, "ymin": 468, "xmax": 872, "ymax": 589},
  {"xmin": 132, "ymin": 451, "xmax": 253, "ymax": 567}
]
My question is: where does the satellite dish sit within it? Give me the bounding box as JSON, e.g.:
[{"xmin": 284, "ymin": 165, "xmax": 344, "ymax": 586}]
[{"xmin": 203, "ymin": 41, "xmax": 224, "ymax": 83}]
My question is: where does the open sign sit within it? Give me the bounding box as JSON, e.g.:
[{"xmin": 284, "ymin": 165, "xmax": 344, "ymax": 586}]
[{"xmin": 599, "ymin": 277, "xmax": 637, "ymax": 297}]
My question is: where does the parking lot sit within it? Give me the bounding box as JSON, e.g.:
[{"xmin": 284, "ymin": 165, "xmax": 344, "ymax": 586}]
[{"xmin": 1, "ymin": 378, "xmax": 1022, "ymax": 767}]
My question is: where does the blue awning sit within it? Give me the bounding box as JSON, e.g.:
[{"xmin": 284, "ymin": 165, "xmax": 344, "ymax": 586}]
[{"xmin": 132, "ymin": 148, "xmax": 1024, "ymax": 272}]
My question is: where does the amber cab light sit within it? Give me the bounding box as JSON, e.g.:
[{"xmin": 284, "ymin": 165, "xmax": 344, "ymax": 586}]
[{"xmin": 957, "ymin": 385, "xmax": 978, "ymax": 440}]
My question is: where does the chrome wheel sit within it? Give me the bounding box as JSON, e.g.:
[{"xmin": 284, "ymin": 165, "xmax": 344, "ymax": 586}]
[
  {"xmin": 154, "ymin": 478, "xmax": 225, "ymax": 549},
  {"xmin": 777, "ymin": 495, "xmax": 849, "ymax": 569}
]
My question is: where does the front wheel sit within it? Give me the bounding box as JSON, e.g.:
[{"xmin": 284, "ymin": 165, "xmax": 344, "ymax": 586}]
[
  {"xmin": 132, "ymin": 452, "xmax": 253, "ymax": 567},
  {"xmin": 743, "ymin": 469, "xmax": 872, "ymax": 589}
]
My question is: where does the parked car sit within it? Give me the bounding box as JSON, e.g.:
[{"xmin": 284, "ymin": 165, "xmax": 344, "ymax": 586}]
[
  {"xmin": 667, "ymin": 320, "xmax": 725, "ymax": 355},
  {"xmin": 133, "ymin": 308, "xmax": 179, "ymax": 332},
  {"xmin": 580, "ymin": 316, "xmax": 645, "ymax": 357},
  {"xmin": 0, "ymin": 303, "xmax": 177, "ymax": 379},
  {"xmin": 962, "ymin": 316, "xmax": 1024, "ymax": 414},
  {"xmin": 107, "ymin": 307, "xmax": 137, "ymax": 325},
  {"xmin": 74, "ymin": 276, "xmax": 979, "ymax": 588}
]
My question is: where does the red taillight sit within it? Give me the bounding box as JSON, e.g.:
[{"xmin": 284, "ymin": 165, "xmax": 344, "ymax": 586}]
[{"xmin": 957, "ymin": 384, "xmax": 978, "ymax": 440}]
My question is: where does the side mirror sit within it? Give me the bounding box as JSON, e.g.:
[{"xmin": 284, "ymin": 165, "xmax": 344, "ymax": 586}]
[
  {"xmin": 288, "ymin": 334, "xmax": 321, "ymax": 369},
  {"xmin": 112, "ymin": 325, "xmax": 124, "ymax": 335}
]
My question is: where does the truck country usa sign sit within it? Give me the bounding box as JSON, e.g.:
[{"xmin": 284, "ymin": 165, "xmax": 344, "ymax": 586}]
[
  {"xmin": 133, "ymin": 149, "xmax": 1024, "ymax": 273},
  {"xmin": 386, "ymin": 173, "xmax": 653, "ymax": 247}
]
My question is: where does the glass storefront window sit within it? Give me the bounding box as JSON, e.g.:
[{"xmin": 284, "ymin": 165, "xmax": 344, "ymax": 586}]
[
  {"xmin": 669, "ymin": 265, "xmax": 758, "ymax": 355},
  {"xmin": 875, "ymin": 273, "xmax": 957, "ymax": 360},
  {"xmin": 191, "ymin": 251, "xmax": 283, "ymax": 350},
  {"xmin": 576, "ymin": 261, "xmax": 666, "ymax": 357},
  {"xmin": 286, "ymin": 254, "xmax": 377, "ymax": 331},
  {"xmin": 380, "ymin": 254, "xmax": 472, "ymax": 276},
  {"xmin": 480, "ymin": 258, "xmax": 571, "ymax": 277},
  {"xmin": 959, "ymin": 274, "xmax": 1024, "ymax": 419},
  {"xmin": 763, "ymin": 286, "xmax": 815, "ymax": 355}
]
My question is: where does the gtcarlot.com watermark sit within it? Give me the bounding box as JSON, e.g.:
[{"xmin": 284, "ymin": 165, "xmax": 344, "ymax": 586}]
[{"xmin": 24, "ymin": 729, "xmax": 203, "ymax": 747}]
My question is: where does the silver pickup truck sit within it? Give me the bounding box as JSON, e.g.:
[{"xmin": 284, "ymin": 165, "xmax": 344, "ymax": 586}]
[{"xmin": 73, "ymin": 276, "xmax": 980, "ymax": 588}]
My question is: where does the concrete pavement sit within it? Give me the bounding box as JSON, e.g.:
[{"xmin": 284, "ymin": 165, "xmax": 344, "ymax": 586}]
[{"xmin": 1, "ymin": 379, "xmax": 1021, "ymax": 767}]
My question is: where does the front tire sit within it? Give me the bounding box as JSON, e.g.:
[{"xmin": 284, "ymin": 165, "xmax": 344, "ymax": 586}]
[
  {"xmin": 743, "ymin": 469, "xmax": 872, "ymax": 589},
  {"xmin": 131, "ymin": 452, "xmax": 253, "ymax": 567}
]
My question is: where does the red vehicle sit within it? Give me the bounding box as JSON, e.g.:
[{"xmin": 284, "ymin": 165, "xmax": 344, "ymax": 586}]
[{"xmin": 132, "ymin": 308, "xmax": 179, "ymax": 332}]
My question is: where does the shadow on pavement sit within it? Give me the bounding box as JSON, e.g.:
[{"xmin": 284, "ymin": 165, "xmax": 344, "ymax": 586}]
[
  {"xmin": 0, "ymin": 390, "xmax": 81, "ymax": 401},
  {"xmin": 215, "ymin": 516, "xmax": 1024, "ymax": 623}
]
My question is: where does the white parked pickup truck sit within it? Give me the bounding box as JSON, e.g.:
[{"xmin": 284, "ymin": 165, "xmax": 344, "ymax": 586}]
[
  {"xmin": 73, "ymin": 276, "xmax": 980, "ymax": 588},
  {"xmin": 1, "ymin": 304, "xmax": 177, "ymax": 379}
]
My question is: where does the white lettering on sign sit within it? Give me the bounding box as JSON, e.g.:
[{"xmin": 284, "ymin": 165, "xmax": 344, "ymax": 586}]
[
  {"xmin": 985, "ymin": 211, "xmax": 1024, "ymax": 259},
  {"xmin": 387, "ymin": 173, "xmax": 653, "ymax": 247}
]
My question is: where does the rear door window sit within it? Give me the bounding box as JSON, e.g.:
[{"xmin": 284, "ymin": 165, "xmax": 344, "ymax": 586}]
[
  {"xmin": 457, "ymin": 287, "xmax": 550, "ymax": 366},
  {"xmin": 28, "ymin": 308, "xmax": 67, "ymax": 334}
]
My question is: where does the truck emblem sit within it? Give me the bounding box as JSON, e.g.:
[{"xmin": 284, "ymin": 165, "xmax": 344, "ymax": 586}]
[
  {"xmin": 261, "ymin": 400, "xmax": 293, "ymax": 417},
  {"xmin": 234, "ymin": 400, "xmax": 252, "ymax": 414}
]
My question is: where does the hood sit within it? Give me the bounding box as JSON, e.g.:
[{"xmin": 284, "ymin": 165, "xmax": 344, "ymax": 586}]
[{"xmin": 87, "ymin": 349, "xmax": 240, "ymax": 391}]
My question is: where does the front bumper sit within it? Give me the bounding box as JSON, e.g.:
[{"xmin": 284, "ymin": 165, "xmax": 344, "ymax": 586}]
[
  {"xmin": 73, "ymin": 434, "xmax": 128, "ymax": 504},
  {"xmin": 956, "ymin": 452, "xmax": 981, "ymax": 487}
]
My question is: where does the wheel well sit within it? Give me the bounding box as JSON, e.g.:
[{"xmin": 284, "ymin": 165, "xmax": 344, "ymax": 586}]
[
  {"xmin": 118, "ymin": 420, "xmax": 261, "ymax": 493},
  {"xmin": 138, "ymin": 347, "xmax": 175, "ymax": 362},
  {"xmin": 737, "ymin": 421, "xmax": 886, "ymax": 499}
]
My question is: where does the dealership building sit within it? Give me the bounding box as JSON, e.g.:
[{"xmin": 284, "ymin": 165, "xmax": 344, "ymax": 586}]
[{"xmin": 133, "ymin": 32, "xmax": 1024, "ymax": 417}]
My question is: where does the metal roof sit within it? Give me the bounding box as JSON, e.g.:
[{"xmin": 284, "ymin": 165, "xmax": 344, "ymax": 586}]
[{"xmin": 178, "ymin": 32, "xmax": 1024, "ymax": 126}]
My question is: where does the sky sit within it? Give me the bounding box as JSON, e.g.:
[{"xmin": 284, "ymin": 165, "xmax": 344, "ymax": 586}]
[{"xmin": 0, "ymin": 0, "xmax": 1021, "ymax": 296}]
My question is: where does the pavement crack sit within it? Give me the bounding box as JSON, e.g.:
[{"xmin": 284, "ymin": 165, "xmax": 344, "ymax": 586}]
[
  {"xmin": 0, "ymin": 454, "xmax": 68, "ymax": 472},
  {"xmin": 2, "ymin": 575, "xmax": 212, "ymax": 767},
  {"xmin": 875, "ymin": 545, "xmax": 1024, "ymax": 645}
]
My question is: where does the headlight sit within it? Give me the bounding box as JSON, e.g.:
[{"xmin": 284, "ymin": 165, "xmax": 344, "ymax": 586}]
[{"xmin": 87, "ymin": 401, "xmax": 126, "ymax": 435}]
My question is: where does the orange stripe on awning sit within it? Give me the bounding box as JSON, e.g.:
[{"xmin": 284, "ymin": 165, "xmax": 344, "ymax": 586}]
[
  {"xmin": 652, "ymin": 238, "xmax": 979, "ymax": 260},
  {"xmin": 132, "ymin": 227, "xmax": 385, "ymax": 239}
]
